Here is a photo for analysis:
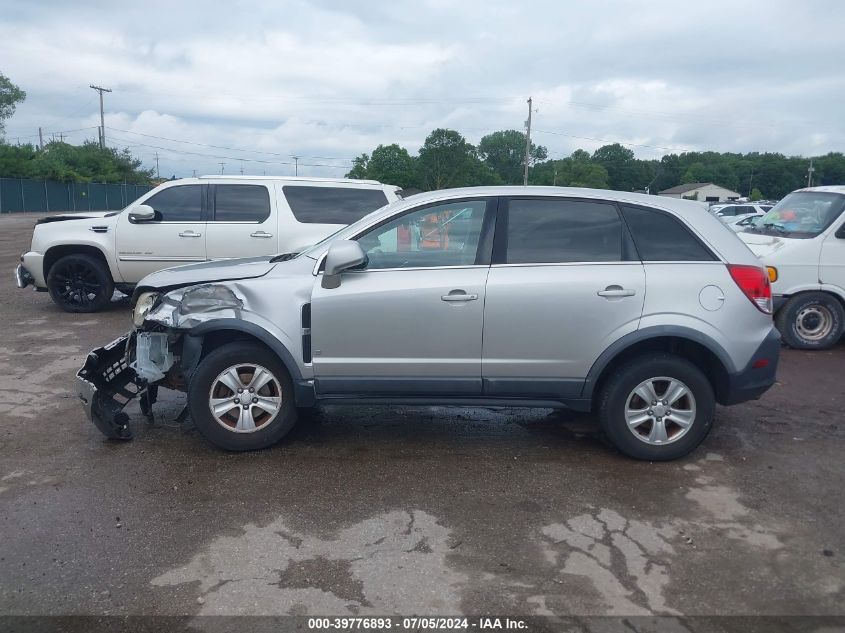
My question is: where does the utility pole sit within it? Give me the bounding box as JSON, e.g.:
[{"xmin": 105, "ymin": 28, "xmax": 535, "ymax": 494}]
[
  {"xmin": 240, "ymin": 164, "xmax": 244, "ymax": 175},
  {"xmin": 89, "ymin": 84, "xmax": 112, "ymax": 149},
  {"xmin": 154, "ymin": 152, "xmax": 160, "ymax": 179},
  {"xmin": 192, "ymin": 169, "xmax": 197, "ymax": 178},
  {"xmin": 219, "ymin": 162, "xmax": 226, "ymax": 175},
  {"xmin": 38, "ymin": 127, "xmax": 44, "ymax": 150},
  {"xmin": 292, "ymin": 155, "xmax": 300, "ymax": 176},
  {"xmin": 523, "ymin": 97, "xmax": 533, "ymax": 186},
  {"xmin": 807, "ymin": 159, "xmax": 815, "ymax": 187}
]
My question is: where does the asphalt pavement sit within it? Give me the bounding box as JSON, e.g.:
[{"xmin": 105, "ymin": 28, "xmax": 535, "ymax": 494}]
[{"xmin": 0, "ymin": 213, "xmax": 843, "ymax": 625}]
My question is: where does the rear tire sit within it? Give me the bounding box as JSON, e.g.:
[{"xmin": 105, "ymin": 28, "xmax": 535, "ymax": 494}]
[
  {"xmin": 188, "ymin": 342, "xmax": 297, "ymax": 451},
  {"xmin": 598, "ymin": 354, "xmax": 715, "ymax": 461},
  {"xmin": 776, "ymin": 292, "xmax": 844, "ymax": 350},
  {"xmin": 46, "ymin": 254, "xmax": 114, "ymax": 313}
]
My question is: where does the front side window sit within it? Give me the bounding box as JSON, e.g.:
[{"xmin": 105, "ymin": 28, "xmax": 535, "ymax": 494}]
[
  {"xmin": 622, "ymin": 205, "xmax": 715, "ymax": 261},
  {"xmin": 355, "ymin": 200, "xmax": 487, "ymax": 270},
  {"xmin": 284, "ymin": 186, "xmax": 389, "ymax": 224},
  {"xmin": 745, "ymin": 192, "xmax": 845, "ymax": 238},
  {"xmin": 505, "ymin": 198, "xmax": 623, "ymax": 264},
  {"xmin": 144, "ymin": 185, "xmax": 203, "ymax": 222},
  {"xmin": 214, "ymin": 184, "xmax": 271, "ymax": 222}
]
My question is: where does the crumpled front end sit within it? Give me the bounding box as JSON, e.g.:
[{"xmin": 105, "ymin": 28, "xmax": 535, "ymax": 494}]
[
  {"xmin": 76, "ymin": 281, "xmax": 281, "ymax": 440},
  {"xmin": 76, "ymin": 335, "xmax": 142, "ymax": 439}
]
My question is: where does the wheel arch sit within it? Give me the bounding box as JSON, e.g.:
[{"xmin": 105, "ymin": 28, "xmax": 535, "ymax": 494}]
[
  {"xmin": 584, "ymin": 327, "xmax": 735, "ymax": 407},
  {"xmin": 43, "ymin": 244, "xmax": 116, "ymax": 283},
  {"xmin": 184, "ymin": 319, "xmax": 305, "ymax": 388}
]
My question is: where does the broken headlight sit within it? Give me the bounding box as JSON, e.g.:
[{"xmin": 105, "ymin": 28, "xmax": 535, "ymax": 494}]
[
  {"xmin": 133, "ymin": 291, "xmax": 159, "ymax": 327},
  {"xmin": 179, "ymin": 284, "xmax": 243, "ymax": 315}
]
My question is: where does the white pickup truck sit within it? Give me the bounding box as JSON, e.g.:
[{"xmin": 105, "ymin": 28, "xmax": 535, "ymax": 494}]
[{"xmin": 15, "ymin": 176, "xmax": 400, "ymax": 312}]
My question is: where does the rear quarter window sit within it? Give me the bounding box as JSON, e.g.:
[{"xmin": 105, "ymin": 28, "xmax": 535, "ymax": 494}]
[
  {"xmin": 283, "ymin": 186, "xmax": 389, "ymax": 224},
  {"xmin": 622, "ymin": 205, "xmax": 716, "ymax": 262}
]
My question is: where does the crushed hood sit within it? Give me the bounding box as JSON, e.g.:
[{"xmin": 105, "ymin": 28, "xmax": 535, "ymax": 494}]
[
  {"xmin": 136, "ymin": 256, "xmax": 279, "ymax": 290},
  {"xmin": 737, "ymin": 232, "xmax": 795, "ymax": 259}
]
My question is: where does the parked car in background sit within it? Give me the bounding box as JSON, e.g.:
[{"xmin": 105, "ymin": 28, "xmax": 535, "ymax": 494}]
[
  {"xmin": 724, "ymin": 211, "xmax": 766, "ymax": 232},
  {"xmin": 740, "ymin": 186, "xmax": 845, "ymax": 349},
  {"xmin": 15, "ymin": 176, "xmax": 400, "ymax": 312},
  {"xmin": 77, "ymin": 187, "xmax": 780, "ymax": 461},
  {"xmin": 712, "ymin": 203, "xmax": 773, "ymax": 219}
]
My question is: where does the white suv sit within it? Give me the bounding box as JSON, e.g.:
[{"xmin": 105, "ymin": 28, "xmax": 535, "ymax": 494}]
[{"xmin": 15, "ymin": 176, "xmax": 399, "ymax": 312}]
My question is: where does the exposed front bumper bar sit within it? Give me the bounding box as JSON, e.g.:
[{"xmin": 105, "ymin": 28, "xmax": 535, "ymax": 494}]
[
  {"xmin": 76, "ymin": 334, "xmax": 143, "ymax": 440},
  {"xmin": 14, "ymin": 263, "xmax": 34, "ymax": 289}
]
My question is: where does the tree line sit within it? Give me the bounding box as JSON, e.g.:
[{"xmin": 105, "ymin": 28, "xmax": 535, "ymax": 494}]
[{"xmin": 348, "ymin": 128, "xmax": 845, "ymax": 200}]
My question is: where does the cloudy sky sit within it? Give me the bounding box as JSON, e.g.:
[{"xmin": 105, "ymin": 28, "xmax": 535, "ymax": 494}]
[{"xmin": 1, "ymin": 0, "xmax": 843, "ymax": 178}]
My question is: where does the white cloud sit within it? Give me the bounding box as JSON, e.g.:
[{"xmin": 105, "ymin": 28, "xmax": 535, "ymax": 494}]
[{"xmin": 1, "ymin": 0, "xmax": 843, "ymax": 177}]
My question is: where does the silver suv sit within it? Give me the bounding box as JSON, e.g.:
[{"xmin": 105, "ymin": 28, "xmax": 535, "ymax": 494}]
[{"xmin": 77, "ymin": 187, "xmax": 780, "ymax": 461}]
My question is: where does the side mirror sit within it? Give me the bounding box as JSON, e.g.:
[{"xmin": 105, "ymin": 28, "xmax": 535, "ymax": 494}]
[
  {"xmin": 836, "ymin": 224, "xmax": 845, "ymax": 239},
  {"xmin": 322, "ymin": 240, "xmax": 367, "ymax": 289},
  {"xmin": 128, "ymin": 204, "xmax": 156, "ymax": 223}
]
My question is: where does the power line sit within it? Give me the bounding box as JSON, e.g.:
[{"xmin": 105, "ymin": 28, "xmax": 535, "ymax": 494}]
[
  {"xmin": 106, "ymin": 134, "xmax": 352, "ymax": 168},
  {"xmin": 105, "ymin": 126, "xmax": 354, "ymax": 161},
  {"xmin": 533, "ymin": 129, "xmax": 693, "ymax": 153}
]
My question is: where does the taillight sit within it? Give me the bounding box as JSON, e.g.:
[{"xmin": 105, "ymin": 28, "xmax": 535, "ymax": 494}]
[{"xmin": 727, "ymin": 264, "xmax": 772, "ymax": 314}]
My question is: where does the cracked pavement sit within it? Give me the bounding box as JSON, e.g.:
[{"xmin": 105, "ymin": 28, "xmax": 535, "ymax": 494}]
[{"xmin": 0, "ymin": 213, "xmax": 843, "ymax": 618}]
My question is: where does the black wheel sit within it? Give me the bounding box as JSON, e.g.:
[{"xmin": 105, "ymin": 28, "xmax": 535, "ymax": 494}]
[
  {"xmin": 598, "ymin": 354, "xmax": 716, "ymax": 461},
  {"xmin": 188, "ymin": 342, "xmax": 297, "ymax": 451},
  {"xmin": 46, "ymin": 254, "xmax": 114, "ymax": 313},
  {"xmin": 776, "ymin": 292, "xmax": 844, "ymax": 350}
]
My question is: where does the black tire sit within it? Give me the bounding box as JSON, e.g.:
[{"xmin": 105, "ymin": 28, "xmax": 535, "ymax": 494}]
[
  {"xmin": 598, "ymin": 354, "xmax": 716, "ymax": 461},
  {"xmin": 188, "ymin": 342, "xmax": 297, "ymax": 451},
  {"xmin": 46, "ymin": 253, "xmax": 114, "ymax": 313},
  {"xmin": 776, "ymin": 292, "xmax": 844, "ymax": 350}
]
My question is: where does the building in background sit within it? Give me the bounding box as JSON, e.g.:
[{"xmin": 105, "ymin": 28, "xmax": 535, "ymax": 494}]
[{"xmin": 658, "ymin": 182, "xmax": 741, "ymax": 203}]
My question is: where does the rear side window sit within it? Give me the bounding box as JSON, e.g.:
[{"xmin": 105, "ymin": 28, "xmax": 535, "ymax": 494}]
[
  {"xmin": 283, "ymin": 186, "xmax": 389, "ymax": 224},
  {"xmin": 144, "ymin": 185, "xmax": 203, "ymax": 222},
  {"xmin": 214, "ymin": 184, "xmax": 271, "ymax": 222},
  {"xmin": 505, "ymin": 198, "xmax": 624, "ymax": 264},
  {"xmin": 622, "ymin": 205, "xmax": 716, "ymax": 261}
]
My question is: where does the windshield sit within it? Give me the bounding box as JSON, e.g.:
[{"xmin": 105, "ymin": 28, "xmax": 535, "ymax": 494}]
[{"xmin": 743, "ymin": 191, "xmax": 845, "ymax": 238}]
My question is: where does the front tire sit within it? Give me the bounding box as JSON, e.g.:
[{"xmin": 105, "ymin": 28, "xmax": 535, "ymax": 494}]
[
  {"xmin": 188, "ymin": 342, "xmax": 297, "ymax": 451},
  {"xmin": 46, "ymin": 254, "xmax": 114, "ymax": 313},
  {"xmin": 598, "ymin": 354, "xmax": 715, "ymax": 461},
  {"xmin": 776, "ymin": 292, "xmax": 844, "ymax": 350}
]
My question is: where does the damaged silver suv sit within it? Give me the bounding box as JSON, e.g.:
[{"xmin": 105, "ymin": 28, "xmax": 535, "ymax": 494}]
[{"xmin": 77, "ymin": 187, "xmax": 780, "ymax": 461}]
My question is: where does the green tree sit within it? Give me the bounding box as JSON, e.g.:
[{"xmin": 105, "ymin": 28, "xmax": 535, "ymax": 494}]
[
  {"xmin": 749, "ymin": 187, "xmax": 764, "ymax": 201},
  {"xmin": 591, "ymin": 143, "xmax": 650, "ymax": 191},
  {"xmin": 365, "ymin": 144, "xmax": 417, "ymax": 189},
  {"xmin": 531, "ymin": 151, "xmax": 609, "ymax": 188},
  {"xmin": 477, "ymin": 130, "xmax": 547, "ymax": 184},
  {"xmin": 416, "ymin": 128, "xmax": 500, "ymax": 190},
  {"xmin": 0, "ymin": 72, "xmax": 25, "ymax": 137},
  {"xmin": 346, "ymin": 153, "xmax": 369, "ymax": 180}
]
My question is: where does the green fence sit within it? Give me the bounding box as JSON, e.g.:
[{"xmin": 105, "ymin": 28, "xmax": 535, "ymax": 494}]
[{"xmin": 0, "ymin": 178, "xmax": 154, "ymax": 213}]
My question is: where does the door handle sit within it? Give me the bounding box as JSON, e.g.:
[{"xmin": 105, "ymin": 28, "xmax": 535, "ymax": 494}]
[
  {"xmin": 250, "ymin": 231, "xmax": 273, "ymax": 238},
  {"xmin": 441, "ymin": 291, "xmax": 478, "ymax": 302},
  {"xmin": 178, "ymin": 230, "xmax": 202, "ymax": 238},
  {"xmin": 597, "ymin": 286, "xmax": 636, "ymax": 298}
]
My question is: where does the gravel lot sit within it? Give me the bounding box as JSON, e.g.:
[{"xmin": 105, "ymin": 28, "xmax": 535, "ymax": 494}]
[{"xmin": 0, "ymin": 213, "xmax": 843, "ymax": 623}]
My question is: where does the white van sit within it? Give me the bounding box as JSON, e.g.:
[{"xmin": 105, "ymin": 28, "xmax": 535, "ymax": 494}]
[
  {"xmin": 739, "ymin": 186, "xmax": 845, "ymax": 349},
  {"xmin": 15, "ymin": 176, "xmax": 400, "ymax": 312}
]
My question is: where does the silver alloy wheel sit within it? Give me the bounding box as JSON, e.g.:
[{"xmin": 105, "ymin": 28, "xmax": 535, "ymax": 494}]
[
  {"xmin": 624, "ymin": 376, "xmax": 697, "ymax": 445},
  {"xmin": 795, "ymin": 304, "xmax": 834, "ymax": 341},
  {"xmin": 208, "ymin": 363, "xmax": 282, "ymax": 434}
]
